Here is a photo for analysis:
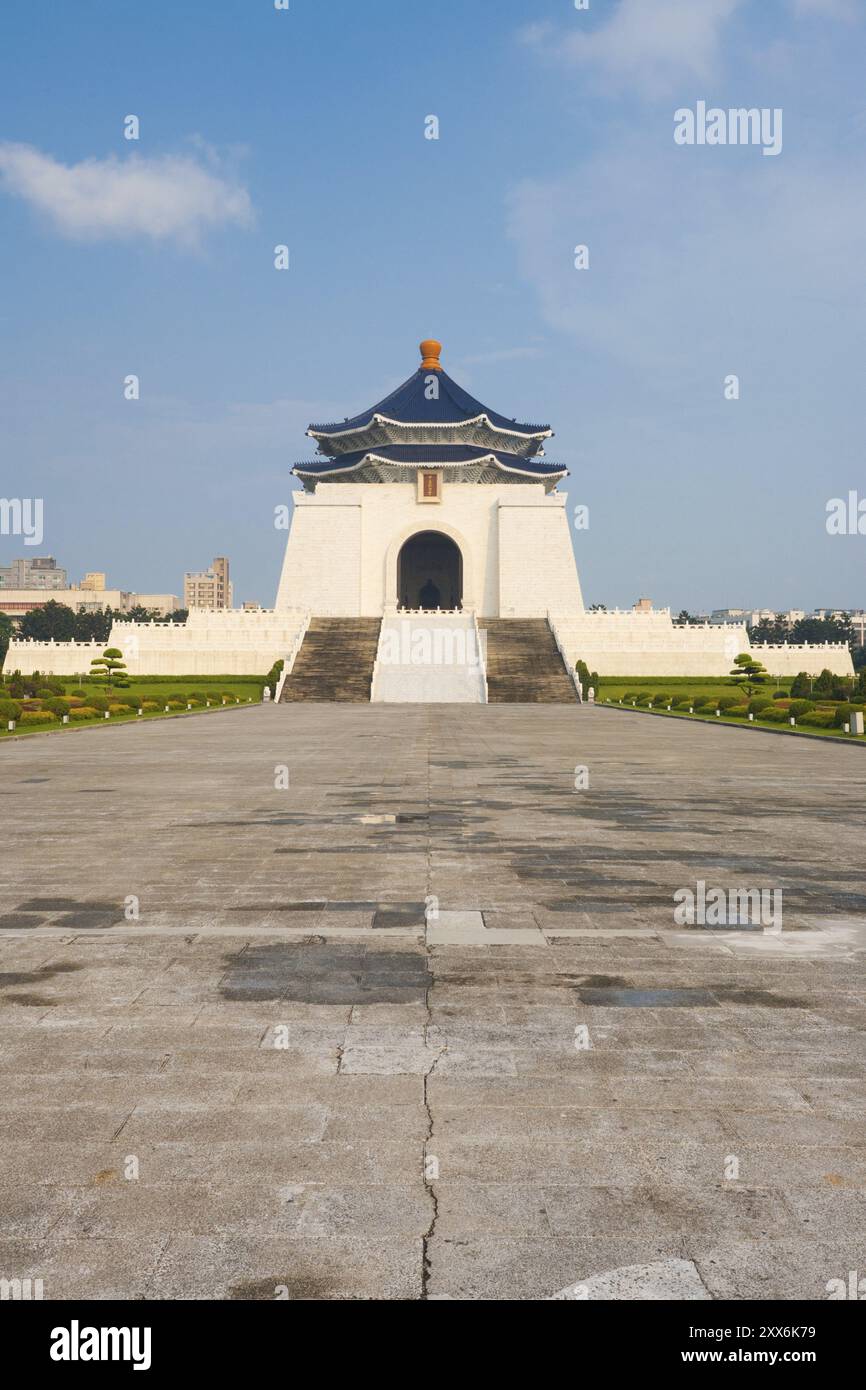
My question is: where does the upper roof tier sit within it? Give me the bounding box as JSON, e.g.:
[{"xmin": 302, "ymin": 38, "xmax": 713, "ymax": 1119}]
[{"xmin": 307, "ymin": 339, "xmax": 552, "ymax": 459}]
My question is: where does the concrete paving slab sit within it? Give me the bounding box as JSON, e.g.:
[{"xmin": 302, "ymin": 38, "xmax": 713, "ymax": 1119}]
[{"xmin": 1, "ymin": 704, "xmax": 864, "ymax": 1300}]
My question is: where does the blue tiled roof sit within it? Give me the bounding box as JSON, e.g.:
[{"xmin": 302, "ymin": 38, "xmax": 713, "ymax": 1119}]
[
  {"xmin": 293, "ymin": 445, "xmax": 566, "ymax": 478},
  {"xmin": 308, "ymin": 369, "xmax": 550, "ymax": 438}
]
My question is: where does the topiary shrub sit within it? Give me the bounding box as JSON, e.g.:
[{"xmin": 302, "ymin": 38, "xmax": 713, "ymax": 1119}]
[
  {"xmin": 265, "ymin": 659, "xmax": 285, "ymax": 699},
  {"xmin": 44, "ymin": 698, "xmax": 70, "ymax": 717},
  {"xmin": 186, "ymin": 694, "xmax": 205, "ymax": 706},
  {"xmin": 141, "ymin": 700, "xmax": 160, "ymax": 712},
  {"xmin": 672, "ymin": 696, "xmax": 693, "ymax": 709},
  {"xmin": 0, "ymin": 699, "xmax": 23, "ymax": 721},
  {"xmin": 748, "ymin": 696, "xmax": 773, "ymax": 714},
  {"xmin": 70, "ymin": 688, "xmax": 87, "ymax": 698},
  {"xmin": 717, "ymin": 695, "xmax": 741, "ymax": 710},
  {"xmin": 653, "ymin": 692, "xmax": 672, "ymax": 705},
  {"xmin": 772, "ymin": 689, "xmax": 787, "ymax": 700},
  {"xmin": 37, "ymin": 687, "xmax": 55, "ymax": 699},
  {"xmin": 165, "ymin": 700, "xmax": 185, "ymax": 710},
  {"xmin": 69, "ymin": 707, "xmax": 99, "ymax": 721},
  {"xmin": 205, "ymin": 691, "xmax": 222, "ymax": 703},
  {"xmin": 725, "ymin": 704, "xmax": 750, "ymax": 718},
  {"xmin": 87, "ymin": 695, "xmax": 110, "ymax": 713},
  {"xmin": 789, "ymin": 699, "xmax": 816, "ymax": 718}
]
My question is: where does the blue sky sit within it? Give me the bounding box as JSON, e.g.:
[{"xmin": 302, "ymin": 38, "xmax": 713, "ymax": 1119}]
[{"xmin": 1, "ymin": 0, "xmax": 864, "ymax": 610}]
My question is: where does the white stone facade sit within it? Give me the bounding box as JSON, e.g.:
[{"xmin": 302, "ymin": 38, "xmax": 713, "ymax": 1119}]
[{"xmin": 274, "ymin": 481, "xmax": 583, "ymax": 618}]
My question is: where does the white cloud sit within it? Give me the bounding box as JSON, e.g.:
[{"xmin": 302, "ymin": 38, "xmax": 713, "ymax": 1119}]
[
  {"xmin": 0, "ymin": 143, "xmax": 252, "ymax": 244},
  {"xmin": 519, "ymin": 0, "xmax": 744, "ymax": 97},
  {"xmin": 506, "ymin": 138, "xmax": 866, "ymax": 375}
]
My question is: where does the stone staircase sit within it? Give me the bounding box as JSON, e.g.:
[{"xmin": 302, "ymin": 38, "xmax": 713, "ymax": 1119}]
[
  {"xmin": 279, "ymin": 618, "xmax": 381, "ymax": 702},
  {"xmin": 484, "ymin": 619, "xmax": 578, "ymax": 703}
]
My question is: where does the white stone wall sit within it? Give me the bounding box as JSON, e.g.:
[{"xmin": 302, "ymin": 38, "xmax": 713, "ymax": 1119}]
[
  {"xmin": 549, "ymin": 610, "xmax": 855, "ymax": 678},
  {"xmin": 750, "ymin": 642, "xmax": 853, "ymax": 678},
  {"xmin": 371, "ymin": 613, "xmax": 487, "ymax": 703},
  {"xmin": 3, "ymin": 639, "xmax": 107, "ymax": 677},
  {"xmin": 6, "ymin": 609, "xmax": 309, "ymax": 676},
  {"xmin": 275, "ymin": 481, "xmax": 584, "ymax": 618}
]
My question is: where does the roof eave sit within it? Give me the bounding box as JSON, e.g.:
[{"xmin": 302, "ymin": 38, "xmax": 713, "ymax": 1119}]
[{"xmin": 306, "ymin": 413, "xmax": 552, "ymax": 442}]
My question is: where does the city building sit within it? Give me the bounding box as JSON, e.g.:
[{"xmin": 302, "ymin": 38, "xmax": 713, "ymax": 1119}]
[
  {"xmin": 0, "ymin": 556, "xmax": 67, "ymax": 590},
  {"xmin": 184, "ymin": 557, "xmax": 231, "ymax": 610}
]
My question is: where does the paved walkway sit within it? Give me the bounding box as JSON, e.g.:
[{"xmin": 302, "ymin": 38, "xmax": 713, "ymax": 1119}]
[{"xmin": 1, "ymin": 705, "xmax": 864, "ymax": 1298}]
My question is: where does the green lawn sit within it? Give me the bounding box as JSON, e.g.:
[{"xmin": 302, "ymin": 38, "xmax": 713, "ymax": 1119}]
[{"xmin": 61, "ymin": 676, "xmax": 265, "ymax": 701}]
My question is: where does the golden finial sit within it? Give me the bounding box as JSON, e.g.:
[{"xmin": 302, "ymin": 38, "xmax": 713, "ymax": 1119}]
[{"xmin": 419, "ymin": 338, "xmax": 442, "ymax": 371}]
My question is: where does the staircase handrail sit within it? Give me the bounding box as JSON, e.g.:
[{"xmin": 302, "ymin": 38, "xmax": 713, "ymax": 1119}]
[{"xmin": 274, "ymin": 612, "xmax": 311, "ymax": 702}]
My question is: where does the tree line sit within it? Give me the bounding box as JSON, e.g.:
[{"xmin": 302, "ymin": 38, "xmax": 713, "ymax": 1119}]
[{"xmin": 3, "ymin": 600, "xmax": 189, "ymax": 649}]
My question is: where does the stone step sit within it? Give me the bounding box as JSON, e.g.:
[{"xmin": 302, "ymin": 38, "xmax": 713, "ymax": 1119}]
[
  {"xmin": 484, "ymin": 619, "xmax": 578, "ymax": 704},
  {"xmin": 279, "ymin": 618, "xmax": 382, "ymax": 703}
]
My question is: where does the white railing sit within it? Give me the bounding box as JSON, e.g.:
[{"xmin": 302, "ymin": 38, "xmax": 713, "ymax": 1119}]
[
  {"xmin": 472, "ymin": 610, "xmax": 488, "ymax": 703},
  {"xmin": 274, "ymin": 613, "xmax": 311, "ymax": 702},
  {"xmin": 547, "ymin": 612, "xmax": 583, "ymax": 701}
]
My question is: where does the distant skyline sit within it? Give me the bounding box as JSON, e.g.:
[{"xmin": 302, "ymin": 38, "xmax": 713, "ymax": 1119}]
[{"xmin": 2, "ymin": 0, "xmax": 864, "ymax": 611}]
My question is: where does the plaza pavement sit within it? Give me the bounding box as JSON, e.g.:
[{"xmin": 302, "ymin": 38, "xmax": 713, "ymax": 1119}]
[{"xmin": 1, "ymin": 703, "xmax": 865, "ymax": 1300}]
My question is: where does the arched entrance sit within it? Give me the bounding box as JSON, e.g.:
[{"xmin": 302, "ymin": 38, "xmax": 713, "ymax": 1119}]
[{"xmin": 397, "ymin": 531, "xmax": 463, "ymax": 610}]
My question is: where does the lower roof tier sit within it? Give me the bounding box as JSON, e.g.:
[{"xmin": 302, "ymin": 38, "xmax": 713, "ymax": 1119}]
[{"xmin": 292, "ymin": 444, "xmax": 567, "ymax": 490}]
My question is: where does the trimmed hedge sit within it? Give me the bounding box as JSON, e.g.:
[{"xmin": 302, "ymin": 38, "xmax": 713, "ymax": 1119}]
[
  {"xmin": 799, "ymin": 709, "xmax": 837, "ymax": 729},
  {"xmin": 19, "ymin": 710, "xmax": 56, "ymax": 725},
  {"xmin": 69, "ymin": 707, "xmax": 99, "ymax": 721}
]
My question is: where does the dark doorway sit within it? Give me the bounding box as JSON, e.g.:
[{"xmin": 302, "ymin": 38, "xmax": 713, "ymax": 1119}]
[{"xmin": 397, "ymin": 531, "xmax": 462, "ymax": 610}]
